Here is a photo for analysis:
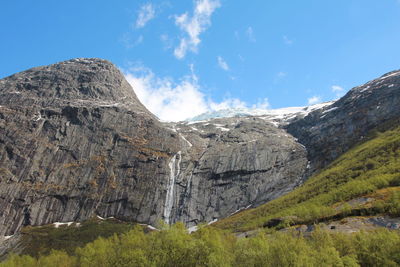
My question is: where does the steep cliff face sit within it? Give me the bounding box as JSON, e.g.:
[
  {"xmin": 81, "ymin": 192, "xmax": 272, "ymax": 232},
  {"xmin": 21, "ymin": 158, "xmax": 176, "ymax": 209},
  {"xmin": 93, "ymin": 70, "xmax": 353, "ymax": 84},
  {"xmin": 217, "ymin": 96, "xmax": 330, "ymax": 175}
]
[
  {"xmin": 168, "ymin": 118, "xmax": 307, "ymax": 226},
  {"xmin": 286, "ymin": 70, "xmax": 400, "ymax": 174},
  {"xmin": 0, "ymin": 58, "xmax": 307, "ymax": 235},
  {"xmin": 0, "ymin": 59, "xmax": 183, "ymax": 235}
]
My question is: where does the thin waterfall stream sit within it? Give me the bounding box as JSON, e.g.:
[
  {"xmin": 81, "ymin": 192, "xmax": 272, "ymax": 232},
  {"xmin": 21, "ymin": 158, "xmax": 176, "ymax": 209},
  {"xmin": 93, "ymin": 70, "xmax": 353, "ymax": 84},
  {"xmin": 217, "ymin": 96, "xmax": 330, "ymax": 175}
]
[{"xmin": 163, "ymin": 151, "xmax": 181, "ymax": 224}]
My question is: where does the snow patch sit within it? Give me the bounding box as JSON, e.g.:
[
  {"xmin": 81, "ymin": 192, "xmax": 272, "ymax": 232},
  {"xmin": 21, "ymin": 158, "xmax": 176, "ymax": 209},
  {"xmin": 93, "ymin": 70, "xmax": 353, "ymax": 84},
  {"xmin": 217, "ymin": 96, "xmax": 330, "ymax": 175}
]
[
  {"xmin": 379, "ymin": 71, "xmax": 400, "ymax": 80},
  {"xmin": 98, "ymin": 102, "xmax": 121, "ymax": 107},
  {"xmin": 188, "ymin": 226, "xmax": 198, "ymax": 233},
  {"xmin": 187, "ymin": 102, "xmax": 334, "ymax": 126},
  {"xmin": 208, "ymin": 219, "xmax": 218, "ymax": 225},
  {"xmin": 213, "ymin": 124, "xmax": 230, "ymax": 131},
  {"xmin": 186, "ymin": 120, "xmax": 208, "ymax": 125},
  {"xmin": 322, "ymin": 107, "xmax": 338, "ymax": 114},
  {"xmin": 229, "ymin": 204, "xmax": 252, "ymax": 216},
  {"xmin": 360, "ymin": 86, "xmax": 371, "ymax": 93},
  {"xmin": 140, "ymin": 224, "xmax": 158, "ymax": 231},
  {"xmin": 4, "ymin": 235, "xmax": 13, "ymax": 240},
  {"xmin": 53, "ymin": 222, "xmax": 73, "ymax": 228}
]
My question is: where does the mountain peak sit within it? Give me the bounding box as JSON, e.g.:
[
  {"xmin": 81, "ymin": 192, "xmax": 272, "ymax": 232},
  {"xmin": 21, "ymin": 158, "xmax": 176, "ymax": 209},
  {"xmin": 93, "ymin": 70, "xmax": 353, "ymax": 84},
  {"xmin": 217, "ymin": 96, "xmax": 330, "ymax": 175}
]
[{"xmin": 0, "ymin": 58, "xmax": 138, "ymax": 104}]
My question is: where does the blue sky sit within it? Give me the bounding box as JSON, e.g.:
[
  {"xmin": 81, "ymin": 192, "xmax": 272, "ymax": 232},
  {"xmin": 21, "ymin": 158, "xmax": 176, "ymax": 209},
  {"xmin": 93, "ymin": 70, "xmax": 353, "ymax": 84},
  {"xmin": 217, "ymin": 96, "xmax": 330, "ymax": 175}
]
[{"xmin": 1, "ymin": 1, "xmax": 400, "ymax": 121}]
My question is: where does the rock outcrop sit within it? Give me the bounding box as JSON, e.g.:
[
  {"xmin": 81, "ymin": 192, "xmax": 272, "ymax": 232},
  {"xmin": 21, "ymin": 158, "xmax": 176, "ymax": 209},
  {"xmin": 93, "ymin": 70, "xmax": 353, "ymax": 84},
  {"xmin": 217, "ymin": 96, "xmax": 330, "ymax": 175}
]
[
  {"xmin": 168, "ymin": 118, "xmax": 307, "ymax": 226},
  {"xmin": 286, "ymin": 70, "xmax": 400, "ymax": 174},
  {"xmin": 0, "ymin": 58, "xmax": 308, "ymax": 234}
]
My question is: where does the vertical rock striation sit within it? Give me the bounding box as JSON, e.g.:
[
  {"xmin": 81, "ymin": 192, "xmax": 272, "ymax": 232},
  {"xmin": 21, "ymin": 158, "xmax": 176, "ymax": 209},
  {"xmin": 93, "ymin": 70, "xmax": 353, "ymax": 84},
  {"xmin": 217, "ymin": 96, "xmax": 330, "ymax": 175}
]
[
  {"xmin": 0, "ymin": 58, "xmax": 307, "ymax": 234},
  {"xmin": 0, "ymin": 58, "xmax": 398, "ymax": 236}
]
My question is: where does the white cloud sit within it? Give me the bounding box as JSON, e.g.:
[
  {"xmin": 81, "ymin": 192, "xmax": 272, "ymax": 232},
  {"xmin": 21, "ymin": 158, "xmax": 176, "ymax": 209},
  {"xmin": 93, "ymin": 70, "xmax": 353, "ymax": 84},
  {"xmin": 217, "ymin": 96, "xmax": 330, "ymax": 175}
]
[
  {"xmin": 217, "ymin": 56, "xmax": 229, "ymax": 71},
  {"xmin": 174, "ymin": 0, "xmax": 221, "ymax": 59},
  {"xmin": 283, "ymin": 35, "xmax": 293, "ymax": 45},
  {"xmin": 124, "ymin": 64, "xmax": 267, "ymax": 121},
  {"xmin": 208, "ymin": 98, "xmax": 247, "ymax": 111},
  {"xmin": 308, "ymin": 96, "xmax": 321, "ymax": 105},
  {"xmin": 246, "ymin": 26, "xmax": 256, "ymax": 42},
  {"xmin": 331, "ymin": 85, "xmax": 344, "ymax": 92},
  {"xmin": 136, "ymin": 3, "xmax": 156, "ymax": 29},
  {"xmin": 253, "ymin": 98, "xmax": 270, "ymax": 109}
]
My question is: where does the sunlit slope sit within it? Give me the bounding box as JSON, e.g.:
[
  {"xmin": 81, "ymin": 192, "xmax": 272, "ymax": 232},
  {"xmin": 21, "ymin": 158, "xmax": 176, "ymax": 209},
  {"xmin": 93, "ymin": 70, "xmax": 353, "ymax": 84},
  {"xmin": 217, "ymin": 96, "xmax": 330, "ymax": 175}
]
[{"xmin": 213, "ymin": 126, "xmax": 400, "ymax": 232}]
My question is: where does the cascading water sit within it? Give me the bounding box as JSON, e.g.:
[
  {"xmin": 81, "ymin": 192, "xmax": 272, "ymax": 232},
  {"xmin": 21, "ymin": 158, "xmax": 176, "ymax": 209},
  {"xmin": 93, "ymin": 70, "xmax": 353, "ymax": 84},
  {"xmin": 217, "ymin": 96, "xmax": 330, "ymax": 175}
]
[{"xmin": 163, "ymin": 151, "xmax": 181, "ymax": 224}]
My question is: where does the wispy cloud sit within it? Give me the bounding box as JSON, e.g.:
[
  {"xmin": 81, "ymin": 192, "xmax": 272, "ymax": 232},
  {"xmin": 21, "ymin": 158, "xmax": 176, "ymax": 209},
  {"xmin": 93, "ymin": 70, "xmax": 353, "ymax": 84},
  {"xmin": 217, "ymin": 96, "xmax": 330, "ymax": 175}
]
[
  {"xmin": 160, "ymin": 34, "xmax": 173, "ymax": 50},
  {"xmin": 246, "ymin": 26, "xmax": 256, "ymax": 42},
  {"xmin": 332, "ymin": 85, "xmax": 345, "ymax": 98},
  {"xmin": 124, "ymin": 63, "xmax": 267, "ymax": 121},
  {"xmin": 136, "ymin": 3, "xmax": 156, "ymax": 29},
  {"xmin": 174, "ymin": 0, "xmax": 221, "ymax": 59},
  {"xmin": 120, "ymin": 33, "xmax": 144, "ymax": 49},
  {"xmin": 254, "ymin": 98, "xmax": 270, "ymax": 109},
  {"xmin": 217, "ymin": 56, "xmax": 229, "ymax": 71},
  {"xmin": 331, "ymin": 85, "xmax": 344, "ymax": 92},
  {"xmin": 308, "ymin": 96, "xmax": 321, "ymax": 105},
  {"xmin": 283, "ymin": 35, "xmax": 293, "ymax": 45}
]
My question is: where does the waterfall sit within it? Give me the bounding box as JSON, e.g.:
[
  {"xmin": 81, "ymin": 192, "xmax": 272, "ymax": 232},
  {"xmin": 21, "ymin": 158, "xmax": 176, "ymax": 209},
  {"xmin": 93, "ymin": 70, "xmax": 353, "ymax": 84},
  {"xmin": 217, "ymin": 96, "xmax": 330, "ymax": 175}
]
[{"xmin": 163, "ymin": 151, "xmax": 181, "ymax": 224}]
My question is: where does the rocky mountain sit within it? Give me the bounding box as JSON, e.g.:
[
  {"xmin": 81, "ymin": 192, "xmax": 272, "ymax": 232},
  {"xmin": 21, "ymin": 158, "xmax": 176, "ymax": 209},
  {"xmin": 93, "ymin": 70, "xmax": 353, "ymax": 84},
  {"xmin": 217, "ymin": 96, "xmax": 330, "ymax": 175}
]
[
  {"xmin": 0, "ymin": 58, "xmax": 399, "ymax": 238},
  {"xmin": 286, "ymin": 70, "xmax": 400, "ymax": 174}
]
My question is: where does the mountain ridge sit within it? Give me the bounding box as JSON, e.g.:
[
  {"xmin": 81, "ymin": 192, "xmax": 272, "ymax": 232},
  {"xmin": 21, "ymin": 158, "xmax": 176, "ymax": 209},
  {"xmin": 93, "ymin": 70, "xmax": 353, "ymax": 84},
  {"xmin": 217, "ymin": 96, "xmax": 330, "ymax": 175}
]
[{"xmin": 0, "ymin": 58, "xmax": 399, "ymax": 241}]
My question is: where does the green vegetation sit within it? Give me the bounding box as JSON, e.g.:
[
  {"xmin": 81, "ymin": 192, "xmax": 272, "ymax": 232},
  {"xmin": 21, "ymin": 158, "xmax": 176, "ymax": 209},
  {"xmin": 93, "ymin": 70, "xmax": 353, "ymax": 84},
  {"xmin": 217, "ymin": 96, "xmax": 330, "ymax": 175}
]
[
  {"xmin": 214, "ymin": 126, "xmax": 400, "ymax": 231},
  {"xmin": 2, "ymin": 224, "xmax": 400, "ymax": 267},
  {"xmin": 17, "ymin": 217, "xmax": 136, "ymax": 257}
]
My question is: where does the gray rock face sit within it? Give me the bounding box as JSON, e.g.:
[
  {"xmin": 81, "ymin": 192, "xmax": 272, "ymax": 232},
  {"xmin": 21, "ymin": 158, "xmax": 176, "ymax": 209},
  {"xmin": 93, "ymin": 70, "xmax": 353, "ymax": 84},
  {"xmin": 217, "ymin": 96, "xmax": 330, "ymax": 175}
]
[
  {"xmin": 286, "ymin": 70, "xmax": 400, "ymax": 174},
  {"xmin": 0, "ymin": 58, "xmax": 398, "ymax": 237},
  {"xmin": 168, "ymin": 118, "xmax": 307, "ymax": 226},
  {"xmin": 0, "ymin": 59, "xmax": 184, "ymax": 235},
  {"xmin": 0, "ymin": 58, "xmax": 308, "ymax": 235}
]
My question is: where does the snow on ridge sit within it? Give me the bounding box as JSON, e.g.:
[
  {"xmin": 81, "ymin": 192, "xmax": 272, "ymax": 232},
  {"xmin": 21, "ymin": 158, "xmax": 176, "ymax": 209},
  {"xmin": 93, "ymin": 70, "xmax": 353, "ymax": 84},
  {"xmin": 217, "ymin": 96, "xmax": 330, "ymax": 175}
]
[
  {"xmin": 379, "ymin": 70, "xmax": 400, "ymax": 80},
  {"xmin": 186, "ymin": 102, "xmax": 334, "ymax": 125}
]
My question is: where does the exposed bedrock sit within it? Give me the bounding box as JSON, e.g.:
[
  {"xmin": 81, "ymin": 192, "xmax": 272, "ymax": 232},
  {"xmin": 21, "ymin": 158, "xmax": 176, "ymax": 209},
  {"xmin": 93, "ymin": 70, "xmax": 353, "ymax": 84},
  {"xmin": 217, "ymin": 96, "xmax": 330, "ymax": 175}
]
[{"xmin": 0, "ymin": 58, "xmax": 308, "ymax": 234}]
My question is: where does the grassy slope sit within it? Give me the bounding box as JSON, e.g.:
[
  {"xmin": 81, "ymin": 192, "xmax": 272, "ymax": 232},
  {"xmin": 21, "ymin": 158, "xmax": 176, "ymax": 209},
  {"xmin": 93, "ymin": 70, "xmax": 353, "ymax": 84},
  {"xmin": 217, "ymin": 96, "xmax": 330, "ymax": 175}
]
[
  {"xmin": 16, "ymin": 217, "xmax": 137, "ymax": 257},
  {"xmin": 213, "ymin": 126, "xmax": 400, "ymax": 232}
]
